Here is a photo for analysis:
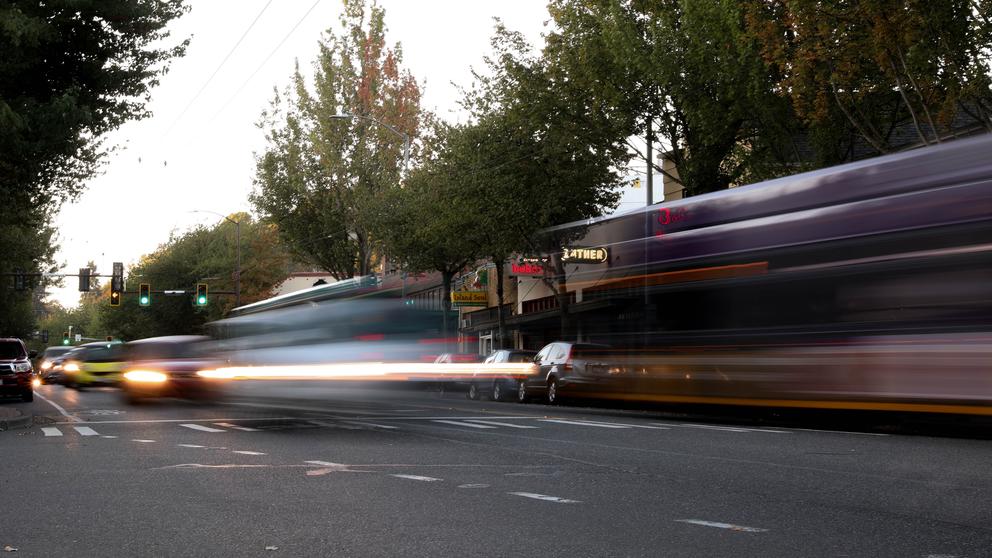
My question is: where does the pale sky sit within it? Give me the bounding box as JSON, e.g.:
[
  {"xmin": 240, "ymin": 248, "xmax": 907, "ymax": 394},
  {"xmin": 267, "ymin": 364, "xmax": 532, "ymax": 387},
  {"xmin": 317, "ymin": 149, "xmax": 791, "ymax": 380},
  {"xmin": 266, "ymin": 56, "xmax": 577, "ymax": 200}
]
[{"xmin": 51, "ymin": 0, "xmax": 650, "ymax": 307}]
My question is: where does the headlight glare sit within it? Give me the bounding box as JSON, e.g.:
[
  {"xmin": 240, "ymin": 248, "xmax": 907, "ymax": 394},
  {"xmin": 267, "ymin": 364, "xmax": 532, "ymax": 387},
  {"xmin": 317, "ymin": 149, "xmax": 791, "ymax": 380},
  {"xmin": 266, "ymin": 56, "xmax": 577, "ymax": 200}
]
[{"xmin": 123, "ymin": 370, "xmax": 168, "ymax": 383}]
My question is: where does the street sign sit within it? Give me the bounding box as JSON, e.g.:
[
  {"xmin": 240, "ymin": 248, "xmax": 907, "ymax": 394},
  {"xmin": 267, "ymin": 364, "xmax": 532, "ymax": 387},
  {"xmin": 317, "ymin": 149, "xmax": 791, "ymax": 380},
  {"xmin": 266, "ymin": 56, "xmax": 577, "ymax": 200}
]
[
  {"xmin": 74, "ymin": 334, "xmax": 82, "ymax": 342},
  {"xmin": 451, "ymin": 291, "xmax": 488, "ymax": 307}
]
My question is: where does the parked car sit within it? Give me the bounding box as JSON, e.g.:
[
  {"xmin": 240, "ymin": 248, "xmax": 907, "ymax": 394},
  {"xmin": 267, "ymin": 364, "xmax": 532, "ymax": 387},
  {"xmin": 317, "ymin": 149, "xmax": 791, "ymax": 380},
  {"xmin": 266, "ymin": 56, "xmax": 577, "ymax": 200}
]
[
  {"xmin": 37, "ymin": 346, "xmax": 73, "ymax": 384},
  {"xmin": 120, "ymin": 335, "xmax": 224, "ymax": 404},
  {"xmin": 429, "ymin": 352, "xmax": 484, "ymax": 392},
  {"xmin": 62, "ymin": 341, "xmax": 127, "ymax": 389},
  {"xmin": 468, "ymin": 349, "xmax": 537, "ymax": 401},
  {"xmin": 518, "ymin": 342, "xmax": 622, "ymax": 404},
  {"xmin": 0, "ymin": 338, "xmax": 38, "ymax": 402}
]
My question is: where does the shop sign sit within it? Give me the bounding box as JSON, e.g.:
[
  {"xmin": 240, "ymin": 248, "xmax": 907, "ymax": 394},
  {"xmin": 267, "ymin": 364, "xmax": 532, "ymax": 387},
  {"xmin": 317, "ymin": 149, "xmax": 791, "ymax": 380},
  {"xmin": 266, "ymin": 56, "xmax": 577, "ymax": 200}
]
[
  {"xmin": 561, "ymin": 246, "xmax": 609, "ymax": 264},
  {"xmin": 510, "ymin": 262, "xmax": 544, "ymax": 276},
  {"xmin": 451, "ymin": 290, "xmax": 488, "ymax": 306}
]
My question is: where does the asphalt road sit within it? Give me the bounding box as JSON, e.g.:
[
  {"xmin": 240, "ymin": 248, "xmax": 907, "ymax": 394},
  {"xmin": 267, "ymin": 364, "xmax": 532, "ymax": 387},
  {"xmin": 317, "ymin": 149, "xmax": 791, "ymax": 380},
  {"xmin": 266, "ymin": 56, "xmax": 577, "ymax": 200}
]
[{"xmin": 2, "ymin": 383, "xmax": 991, "ymax": 557}]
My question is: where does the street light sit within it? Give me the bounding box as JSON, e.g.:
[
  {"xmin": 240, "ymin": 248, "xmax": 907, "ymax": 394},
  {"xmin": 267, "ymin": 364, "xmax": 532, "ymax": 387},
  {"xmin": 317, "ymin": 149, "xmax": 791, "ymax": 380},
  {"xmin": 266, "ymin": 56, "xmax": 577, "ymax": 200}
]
[
  {"xmin": 329, "ymin": 112, "xmax": 410, "ymax": 170},
  {"xmin": 190, "ymin": 210, "xmax": 241, "ymax": 307}
]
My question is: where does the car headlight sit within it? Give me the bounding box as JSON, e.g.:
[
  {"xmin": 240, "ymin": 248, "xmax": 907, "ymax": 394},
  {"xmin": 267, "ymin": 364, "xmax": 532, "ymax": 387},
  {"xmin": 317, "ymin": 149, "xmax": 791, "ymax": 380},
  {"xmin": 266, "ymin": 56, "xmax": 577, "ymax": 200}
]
[
  {"xmin": 40, "ymin": 360, "xmax": 53, "ymax": 371},
  {"xmin": 13, "ymin": 362, "xmax": 32, "ymax": 372},
  {"xmin": 123, "ymin": 370, "xmax": 168, "ymax": 383},
  {"xmin": 63, "ymin": 363, "xmax": 80, "ymax": 372}
]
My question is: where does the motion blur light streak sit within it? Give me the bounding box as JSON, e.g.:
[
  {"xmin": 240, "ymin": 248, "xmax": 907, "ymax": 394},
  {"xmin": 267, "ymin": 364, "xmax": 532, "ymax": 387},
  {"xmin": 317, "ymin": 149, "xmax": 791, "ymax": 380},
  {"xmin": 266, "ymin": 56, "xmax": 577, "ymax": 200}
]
[
  {"xmin": 199, "ymin": 362, "xmax": 537, "ymax": 381},
  {"xmin": 123, "ymin": 370, "xmax": 169, "ymax": 383}
]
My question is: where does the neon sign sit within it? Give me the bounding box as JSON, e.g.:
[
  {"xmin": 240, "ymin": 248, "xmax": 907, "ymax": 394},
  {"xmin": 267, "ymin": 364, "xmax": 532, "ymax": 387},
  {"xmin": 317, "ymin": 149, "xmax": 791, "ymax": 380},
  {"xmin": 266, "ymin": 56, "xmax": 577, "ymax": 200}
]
[
  {"xmin": 510, "ymin": 262, "xmax": 544, "ymax": 276},
  {"xmin": 561, "ymin": 246, "xmax": 609, "ymax": 264},
  {"xmin": 656, "ymin": 207, "xmax": 689, "ymax": 237}
]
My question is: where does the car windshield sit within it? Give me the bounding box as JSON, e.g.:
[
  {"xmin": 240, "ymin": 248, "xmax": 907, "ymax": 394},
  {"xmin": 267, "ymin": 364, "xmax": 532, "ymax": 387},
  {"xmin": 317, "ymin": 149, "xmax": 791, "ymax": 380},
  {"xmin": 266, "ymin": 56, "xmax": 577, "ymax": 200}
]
[
  {"xmin": 128, "ymin": 342, "xmax": 205, "ymax": 361},
  {"xmin": 0, "ymin": 341, "xmax": 26, "ymax": 360},
  {"xmin": 42, "ymin": 347, "xmax": 72, "ymax": 359}
]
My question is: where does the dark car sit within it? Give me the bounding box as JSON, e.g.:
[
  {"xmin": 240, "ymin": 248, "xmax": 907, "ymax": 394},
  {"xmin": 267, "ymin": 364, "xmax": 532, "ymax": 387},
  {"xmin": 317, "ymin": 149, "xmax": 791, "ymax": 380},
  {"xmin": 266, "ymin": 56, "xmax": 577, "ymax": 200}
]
[
  {"xmin": 518, "ymin": 342, "xmax": 623, "ymax": 405},
  {"xmin": 120, "ymin": 335, "xmax": 224, "ymax": 404},
  {"xmin": 468, "ymin": 349, "xmax": 537, "ymax": 402},
  {"xmin": 0, "ymin": 338, "xmax": 38, "ymax": 402},
  {"xmin": 37, "ymin": 346, "xmax": 73, "ymax": 384}
]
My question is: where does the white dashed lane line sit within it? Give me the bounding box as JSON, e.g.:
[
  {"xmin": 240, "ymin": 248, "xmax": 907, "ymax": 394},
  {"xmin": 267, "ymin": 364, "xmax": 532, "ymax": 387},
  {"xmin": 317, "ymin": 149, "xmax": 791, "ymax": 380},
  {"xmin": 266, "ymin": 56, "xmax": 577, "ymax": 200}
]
[
  {"xmin": 391, "ymin": 474, "xmax": 442, "ymax": 482},
  {"xmin": 41, "ymin": 427, "xmax": 62, "ymax": 437},
  {"xmin": 464, "ymin": 420, "xmax": 538, "ymax": 429},
  {"xmin": 213, "ymin": 422, "xmax": 260, "ymax": 432},
  {"xmin": 539, "ymin": 419, "xmax": 629, "ymax": 429},
  {"xmin": 179, "ymin": 423, "xmax": 226, "ymax": 433},
  {"xmin": 132, "ymin": 439, "xmax": 156, "ymax": 443},
  {"xmin": 509, "ymin": 492, "xmax": 581, "ymax": 504},
  {"xmin": 344, "ymin": 421, "xmax": 399, "ymax": 430},
  {"xmin": 178, "ymin": 444, "xmax": 205, "ymax": 448},
  {"xmin": 73, "ymin": 426, "xmax": 100, "ymax": 436},
  {"xmin": 232, "ymin": 450, "xmax": 266, "ymax": 455},
  {"xmin": 675, "ymin": 519, "xmax": 768, "ymax": 533},
  {"xmin": 431, "ymin": 420, "xmax": 497, "ymax": 429}
]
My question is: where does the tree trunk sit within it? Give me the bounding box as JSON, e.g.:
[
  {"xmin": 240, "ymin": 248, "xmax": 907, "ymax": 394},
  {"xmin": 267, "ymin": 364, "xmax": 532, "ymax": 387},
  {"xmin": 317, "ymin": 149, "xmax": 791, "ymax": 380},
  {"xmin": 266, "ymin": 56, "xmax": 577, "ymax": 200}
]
[
  {"xmin": 495, "ymin": 259, "xmax": 507, "ymax": 350},
  {"xmin": 553, "ymin": 254, "xmax": 572, "ymax": 340}
]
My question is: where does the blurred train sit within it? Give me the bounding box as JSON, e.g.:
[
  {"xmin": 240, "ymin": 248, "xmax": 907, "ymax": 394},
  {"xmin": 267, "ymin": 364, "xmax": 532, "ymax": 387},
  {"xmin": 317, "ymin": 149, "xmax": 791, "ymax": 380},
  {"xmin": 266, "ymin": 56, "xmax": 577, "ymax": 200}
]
[{"xmin": 535, "ymin": 133, "xmax": 992, "ymax": 415}]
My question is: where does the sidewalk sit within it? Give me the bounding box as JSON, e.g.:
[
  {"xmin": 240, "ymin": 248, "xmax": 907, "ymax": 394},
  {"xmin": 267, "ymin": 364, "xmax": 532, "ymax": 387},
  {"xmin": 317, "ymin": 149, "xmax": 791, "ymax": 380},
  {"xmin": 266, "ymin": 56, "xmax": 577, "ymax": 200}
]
[{"xmin": 0, "ymin": 406, "xmax": 32, "ymax": 430}]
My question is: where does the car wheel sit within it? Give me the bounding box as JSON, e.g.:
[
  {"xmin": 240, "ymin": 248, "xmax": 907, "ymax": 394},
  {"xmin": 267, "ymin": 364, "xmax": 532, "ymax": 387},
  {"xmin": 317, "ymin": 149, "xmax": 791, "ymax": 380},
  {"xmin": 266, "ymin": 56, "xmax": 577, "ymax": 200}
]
[
  {"xmin": 491, "ymin": 381, "xmax": 504, "ymax": 402},
  {"xmin": 516, "ymin": 380, "xmax": 528, "ymax": 403},
  {"xmin": 21, "ymin": 389, "xmax": 34, "ymax": 402},
  {"xmin": 547, "ymin": 377, "xmax": 559, "ymax": 405},
  {"xmin": 467, "ymin": 382, "xmax": 480, "ymax": 400}
]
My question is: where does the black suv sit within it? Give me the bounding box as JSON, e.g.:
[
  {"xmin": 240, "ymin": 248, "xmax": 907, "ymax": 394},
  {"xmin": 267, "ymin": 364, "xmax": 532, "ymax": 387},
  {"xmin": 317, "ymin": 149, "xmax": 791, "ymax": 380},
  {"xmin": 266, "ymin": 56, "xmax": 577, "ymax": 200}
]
[{"xmin": 0, "ymin": 338, "xmax": 37, "ymax": 401}]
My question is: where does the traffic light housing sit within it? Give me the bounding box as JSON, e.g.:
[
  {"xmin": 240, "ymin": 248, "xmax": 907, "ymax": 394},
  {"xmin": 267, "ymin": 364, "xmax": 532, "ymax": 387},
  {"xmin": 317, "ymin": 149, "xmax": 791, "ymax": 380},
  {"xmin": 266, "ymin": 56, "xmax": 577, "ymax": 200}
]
[
  {"xmin": 195, "ymin": 283, "xmax": 208, "ymax": 306},
  {"xmin": 139, "ymin": 283, "xmax": 151, "ymax": 306},
  {"xmin": 62, "ymin": 332, "xmax": 70, "ymax": 345},
  {"xmin": 78, "ymin": 268, "xmax": 91, "ymax": 292},
  {"xmin": 110, "ymin": 290, "xmax": 121, "ymax": 307}
]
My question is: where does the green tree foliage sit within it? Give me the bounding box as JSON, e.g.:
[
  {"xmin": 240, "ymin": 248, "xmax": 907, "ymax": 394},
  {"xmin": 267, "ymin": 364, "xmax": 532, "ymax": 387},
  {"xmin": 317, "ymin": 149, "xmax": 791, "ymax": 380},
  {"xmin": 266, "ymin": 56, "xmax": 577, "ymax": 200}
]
[
  {"xmin": 99, "ymin": 215, "xmax": 292, "ymax": 340},
  {"xmin": 745, "ymin": 0, "xmax": 992, "ymax": 161},
  {"xmin": 253, "ymin": 0, "xmax": 422, "ymax": 280},
  {"xmin": 0, "ymin": 0, "xmax": 189, "ymax": 335},
  {"xmin": 544, "ymin": 0, "xmax": 801, "ymax": 198}
]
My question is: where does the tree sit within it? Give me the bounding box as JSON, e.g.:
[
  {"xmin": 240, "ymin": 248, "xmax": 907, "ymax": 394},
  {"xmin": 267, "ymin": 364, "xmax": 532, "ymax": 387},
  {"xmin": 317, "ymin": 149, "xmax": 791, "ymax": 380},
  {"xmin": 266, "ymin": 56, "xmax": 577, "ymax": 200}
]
[
  {"xmin": 544, "ymin": 0, "xmax": 802, "ymax": 198},
  {"xmin": 460, "ymin": 25, "xmax": 625, "ymax": 339},
  {"xmin": 0, "ymin": 0, "xmax": 189, "ymax": 334},
  {"xmin": 100, "ymin": 215, "xmax": 293, "ymax": 340},
  {"xmin": 744, "ymin": 0, "xmax": 992, "ymax": 162},
  {"xmin": 253, "ymin": 0, "xmax": 422, "ymax": 280}
]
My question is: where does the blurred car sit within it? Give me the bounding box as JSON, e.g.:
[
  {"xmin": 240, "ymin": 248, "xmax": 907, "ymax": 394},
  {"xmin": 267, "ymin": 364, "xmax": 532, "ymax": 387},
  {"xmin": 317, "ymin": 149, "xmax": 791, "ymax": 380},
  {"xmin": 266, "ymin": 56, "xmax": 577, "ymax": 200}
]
[
  {"xmin": 468, "ymin": 349, "xmax": 537, "ymax": 401},
  {"xmin": 518, "ymin": 342, "xmax": 620, "ymax": 404},
  {"xmin": 62, "ymin": 341, "xmax": 127, "ymax": 389},
  {"xmin": 36, "ymin": 346, "xmax": 73, "ymax": 384},
  {"xmin": 430, "ymin": 352, "xmax": 484, "ymax": 392},
  {"xmin": 0, "ymin": 338, "xmax": 38, "ymax": 402},
  {"xmin": 120, "ymin": 335, "xmax": 224, "ymax": 404}
]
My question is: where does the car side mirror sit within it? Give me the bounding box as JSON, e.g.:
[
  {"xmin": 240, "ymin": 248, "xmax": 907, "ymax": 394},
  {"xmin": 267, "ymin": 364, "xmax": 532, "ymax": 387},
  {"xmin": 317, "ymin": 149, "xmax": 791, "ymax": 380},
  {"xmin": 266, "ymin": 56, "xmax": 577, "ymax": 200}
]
[{"xmin": 29, "ymin": 350, "xmax": 38, "ymax": 359}]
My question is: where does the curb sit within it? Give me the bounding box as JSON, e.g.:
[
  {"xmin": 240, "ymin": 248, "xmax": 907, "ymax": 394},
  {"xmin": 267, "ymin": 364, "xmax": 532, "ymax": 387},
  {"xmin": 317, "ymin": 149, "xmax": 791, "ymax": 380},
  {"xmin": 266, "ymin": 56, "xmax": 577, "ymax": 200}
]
[{"xmin": 0, "ymin": 411, "xmax": 32, "ymax": 431}]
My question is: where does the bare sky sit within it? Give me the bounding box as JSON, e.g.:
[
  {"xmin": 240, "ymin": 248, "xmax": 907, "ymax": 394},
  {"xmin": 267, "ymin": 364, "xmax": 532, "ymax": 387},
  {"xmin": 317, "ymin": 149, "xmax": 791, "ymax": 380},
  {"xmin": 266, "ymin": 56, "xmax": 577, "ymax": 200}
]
[{"xmin": 51, "ymin": 0, "xmax": 648, "ymax": 307}]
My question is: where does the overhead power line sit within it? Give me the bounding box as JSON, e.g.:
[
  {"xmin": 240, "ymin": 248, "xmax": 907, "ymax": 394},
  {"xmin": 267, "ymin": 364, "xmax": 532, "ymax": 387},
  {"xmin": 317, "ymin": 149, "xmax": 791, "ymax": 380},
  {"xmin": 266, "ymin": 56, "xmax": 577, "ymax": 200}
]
[
  {"xmin": 210, "ymin": 0, "xmax": 323, "ymax": 122},
  {"xmin": 165, "ymin": 0, "xmax": 275, "ymax": 135}
]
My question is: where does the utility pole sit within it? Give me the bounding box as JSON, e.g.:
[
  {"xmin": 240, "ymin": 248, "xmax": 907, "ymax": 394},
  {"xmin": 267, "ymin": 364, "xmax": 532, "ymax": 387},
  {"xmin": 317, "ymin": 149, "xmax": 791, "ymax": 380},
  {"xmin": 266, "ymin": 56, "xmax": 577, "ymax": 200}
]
[{"xmin": 646, "ymin": 117, "xmax": 654, "ymax": 206}]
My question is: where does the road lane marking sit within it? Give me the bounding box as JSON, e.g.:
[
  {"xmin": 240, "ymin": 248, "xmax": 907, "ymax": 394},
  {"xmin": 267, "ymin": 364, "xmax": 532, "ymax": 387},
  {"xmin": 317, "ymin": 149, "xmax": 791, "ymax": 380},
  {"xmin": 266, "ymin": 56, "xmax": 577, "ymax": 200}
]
[
  {"xmin": 308, "ymin": 420, "xmax": 364, "ymax": 430},
  {"xmin": 509, "ymin": 492, "xmax": 580, "ymax": 504},
  {"xmin": 73, "ymin": 426, "xmax": 99, "ymax": 436},
  {"xmin": 35, "ymin": 392, "xmax": 82, "ymax": 422},
  {"xmin": 304, "ymin": 460, "xmax": 347, "ymax": 467},
  {"xmin": 344, "ymin": 421, "xmax": 399, "ymax": 430},
  {"xmin": 101, "ymin": 436, "xmax": 117, "ymax": 439},
  {"xmin": 180, "ymin": 423, "xmax": 227, "ymax": 433},
  {"xmin": 391, "ymin": 474, "xmax": 442, "ymax": 482},
  {"xmin": 53, "ymin": 416, "xmax": 297, "ymax": 425},
  {"xmin": 41, "ymin": 427, "xmax": 62, "ymax": 437},
  {"xmin": 539, "ymin": 419, "xmax": 628, "ymax": 429},
  {"xmin": 458, "ymin": 484, "xmax": 490, "ymax": 489},
  {"xmin": 178, "ymin": 444, "xmax": 205, "ymax": 448},
  {"xmin": 432, "ymin": 420, "xmax": 497, "ymax": 429},
  {"xmin": 132, "ymin": 439, "xmax": 156, "ymax": 443},
  {"xmin": 675, "ymin": 519, "xmax": 768, "ymax": 533},
  {"xmin": 679, "ymin": 423, "xmax": 789, "ymax": 434},
  {"xmin": 213, "ymin": 423, "xmax": 260, "ymax": 432},
  {"xmin": 232, "ymin": 450, "xmax": 266, "ymax": 455},
  {"xmin": 465, "ymin": 420, "xmax": 538, "ymax": 429}
]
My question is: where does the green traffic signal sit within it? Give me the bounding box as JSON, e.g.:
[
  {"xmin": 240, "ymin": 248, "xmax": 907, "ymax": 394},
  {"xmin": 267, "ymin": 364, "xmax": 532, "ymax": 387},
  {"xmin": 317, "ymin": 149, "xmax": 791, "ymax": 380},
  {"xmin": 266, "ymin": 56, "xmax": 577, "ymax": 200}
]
[
  {"xmin": 139, "ymin": 283, "xmax": 150, "ymax": 306},
  {"xmin": 140, "ymin": 296, "xmax": 149, "ymax": 305},
  {"xmin": 195, "ymin": 283, "xmax": 208, "ymax": 306},
  {"xmin": 197, "ymin": 295, "xmax": 207, "ymax": 305}
]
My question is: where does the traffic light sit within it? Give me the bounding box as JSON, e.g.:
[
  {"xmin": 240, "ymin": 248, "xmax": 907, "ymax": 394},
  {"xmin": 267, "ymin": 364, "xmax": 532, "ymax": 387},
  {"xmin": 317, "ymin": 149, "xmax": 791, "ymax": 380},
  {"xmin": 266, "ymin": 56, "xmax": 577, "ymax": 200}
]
[
  {"xmin": 139, "ymin": 283, "xmax": 151, "ymax": 306},
  {"xmin": 41, "ymin": 330, "xmax": 49, "ymax": 343},
  {"xmin": 78, "ymin": 268, "xmax": 91, "ymax": 292},
  {"xmin": 62, "ymin": 332, "xmax": 70, "ymax": 345},
  {"xmin": 195, "ymin": 283, "xmax": 208, "ymax": 306},
  {"xmin": 106, "ymin": 336, "xmax": 113, "ymax": 342},
  {"xmin": 110, "ymin": 290, "xmax": 121, "ymax": 307}
]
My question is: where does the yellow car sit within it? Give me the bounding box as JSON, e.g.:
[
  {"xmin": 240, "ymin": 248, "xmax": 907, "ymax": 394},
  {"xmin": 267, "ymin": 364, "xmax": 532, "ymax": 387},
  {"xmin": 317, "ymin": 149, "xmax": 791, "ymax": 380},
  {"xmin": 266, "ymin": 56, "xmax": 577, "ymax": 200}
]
[{"xmin": 62, "ymin": 341, "xmax": 127, "ymax": 389}]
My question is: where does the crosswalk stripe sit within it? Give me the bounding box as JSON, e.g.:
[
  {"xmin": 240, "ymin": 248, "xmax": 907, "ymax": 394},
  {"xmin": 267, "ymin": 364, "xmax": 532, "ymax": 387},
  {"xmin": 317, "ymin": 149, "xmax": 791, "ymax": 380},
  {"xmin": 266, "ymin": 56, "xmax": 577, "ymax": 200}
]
[
  {"xmin": 539, "ymin": 419, "xmax": 629, "ymax": 429},
  {"xmin": 42, "ymin": 427, "xmax": 62, "ymax": 437},
  {"xmin": 73, "ymin": 426, "xmax": 99, "ymax": 436},
  {"xmin": 213, "ymin": 422, "xmax": 260, "ymax": 432},
  {"xmin": 432, "ymin": 420, "xmax": 496, "ymax": 429},
  {"xmin": 465, "ymin": 420, "xmax": 538, "ymax": 429},
  {"xmin": 180, "ymin": 423, "xmax": 226, "ymax": 433}
]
